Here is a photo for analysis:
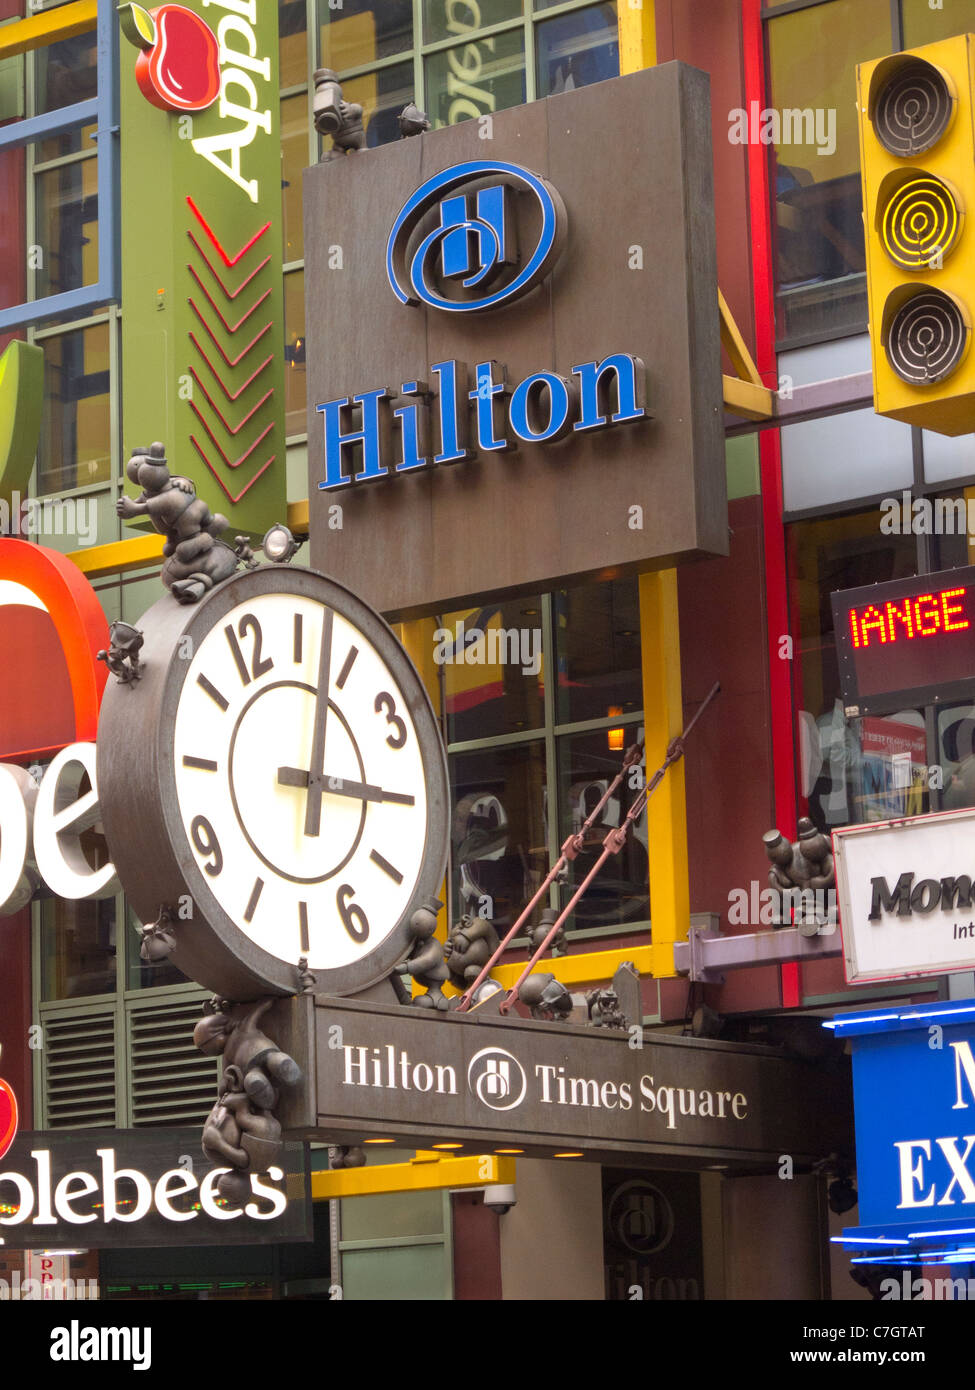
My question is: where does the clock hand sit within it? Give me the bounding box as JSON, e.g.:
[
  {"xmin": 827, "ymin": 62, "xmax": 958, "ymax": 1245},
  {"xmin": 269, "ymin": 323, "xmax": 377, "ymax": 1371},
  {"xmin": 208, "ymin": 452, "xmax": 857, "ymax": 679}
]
[
  {"xmin": 302, "ymin": 607, "xmax": 333, "ymax": 837},
  {"xmin": 278, "ymin": 767, "xmax": 415, "ymax": 807}
]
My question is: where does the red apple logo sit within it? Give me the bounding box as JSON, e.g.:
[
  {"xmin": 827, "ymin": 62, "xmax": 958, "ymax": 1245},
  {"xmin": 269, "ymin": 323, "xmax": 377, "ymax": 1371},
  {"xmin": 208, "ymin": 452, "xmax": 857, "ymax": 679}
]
[
  {"xmin": 119, "ymin": 3, "xmax": 221, "ymax": 114},
  {"xmin": 0, "ymin": 1066, "xmax": 17, "ymax": 1163}
]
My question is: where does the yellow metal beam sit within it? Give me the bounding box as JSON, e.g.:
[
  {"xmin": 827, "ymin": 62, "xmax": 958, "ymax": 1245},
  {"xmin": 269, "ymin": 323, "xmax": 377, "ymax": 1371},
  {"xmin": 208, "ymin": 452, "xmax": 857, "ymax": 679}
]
[
  {"xmin": 311, "ymin": 1153, "xmax": 516, "ymax": 1200},
  {"xmin": 719, "ymin": 288, "xmax": 764, "ymax": 388},
  {"xmin": 722, "ymin": 373, "xmax": 775, "ymax": 421},
  {"xmin": 287, "ymin": 497, "xmax": 309, "ymax": 535},
  {"xmin": 617, "ymin": 0, "xmax": 656, "ymax": 74},
  {"xmin": 0, "ymin": 1, "xmax": 97, "ymax": 58},
  {"xmin": 68, "ymin": 533, "xmax": 165, "ymax": 578},
  {"xmin": 638, "ymin": 570, "xmax": 687, "ymax": 980}
]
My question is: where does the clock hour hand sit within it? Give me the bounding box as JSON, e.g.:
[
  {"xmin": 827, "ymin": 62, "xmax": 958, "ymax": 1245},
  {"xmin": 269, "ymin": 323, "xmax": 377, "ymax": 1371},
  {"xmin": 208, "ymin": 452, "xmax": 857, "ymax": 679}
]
[{"xmin": 278, "ymin": 767, "xmax": 415, "ymax": 807}]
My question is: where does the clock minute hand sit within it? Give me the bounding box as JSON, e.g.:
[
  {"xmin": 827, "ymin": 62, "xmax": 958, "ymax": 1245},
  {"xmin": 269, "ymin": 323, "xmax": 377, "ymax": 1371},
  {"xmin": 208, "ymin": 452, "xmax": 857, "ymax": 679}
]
[
  {"xmin": 302, "ymin": 607, "xmax": 333, "ymax": 838},
  {"xmin": 278, "ymin": 768, "xmax": 415, "ymax": 807}
]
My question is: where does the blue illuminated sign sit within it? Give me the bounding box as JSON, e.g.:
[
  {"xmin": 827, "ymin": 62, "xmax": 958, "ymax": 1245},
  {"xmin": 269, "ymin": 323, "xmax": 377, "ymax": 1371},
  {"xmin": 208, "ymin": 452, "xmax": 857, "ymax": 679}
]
[
  {"xmin": 386, "ymin": 160, "xmax": 567, "ymax": 314},
  {"xmin": 843, "ymin": 1002, "xmax": 975, "ymax": 1241}
]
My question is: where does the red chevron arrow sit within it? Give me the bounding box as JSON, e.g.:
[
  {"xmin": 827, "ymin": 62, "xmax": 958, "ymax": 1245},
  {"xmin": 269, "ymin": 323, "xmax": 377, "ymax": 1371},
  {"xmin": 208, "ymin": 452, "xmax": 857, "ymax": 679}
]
[
  {"xmin": 187, "ymin": 269, "xmax": 271, "ymax": 333},
  {"xmin": 186, "ymin": 196, "xmax": 270, "ymax": 267},
  {"xmin": 189, "ymin": 369, "xmax": 273, "ymax": 433},
  {"xmin": 188, "ymin": 300, "xmax": 272, "ymax": 366},
  {"xmin": 187, "ymin": 231, "xmax": 271, "ymax": 299},
  {"xmin": 191, "ymin": 436, "xmax": 275, "ymax": 502},
  {"xmin": 190, "ymin": 407, "xmax": 274, "ymax": 468},
  {"xmin": 189, "ymin": 343, "xmax": 274, "ymax": 399}
]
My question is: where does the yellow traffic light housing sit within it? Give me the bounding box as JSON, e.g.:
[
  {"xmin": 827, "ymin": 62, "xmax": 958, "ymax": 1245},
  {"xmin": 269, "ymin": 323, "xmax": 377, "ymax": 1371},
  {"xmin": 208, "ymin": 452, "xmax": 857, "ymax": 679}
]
[{"xmin": 857, "ymin": 36, "xmax": 975, "ymax": 434}]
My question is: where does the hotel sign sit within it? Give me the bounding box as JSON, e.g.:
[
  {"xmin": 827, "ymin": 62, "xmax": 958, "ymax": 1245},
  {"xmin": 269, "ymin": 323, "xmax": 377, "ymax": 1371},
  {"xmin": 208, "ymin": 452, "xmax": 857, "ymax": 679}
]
[
  {"xmin": 304, "ymin": 62, "xmax": 727, "ymax": 618},
  {"xmin": 307, "ymin": 998, "xmax": 848, "ymax": 1164},
  {"xmin": 833, "ymin": 808, "xmax": 975, "ymax": 982}
]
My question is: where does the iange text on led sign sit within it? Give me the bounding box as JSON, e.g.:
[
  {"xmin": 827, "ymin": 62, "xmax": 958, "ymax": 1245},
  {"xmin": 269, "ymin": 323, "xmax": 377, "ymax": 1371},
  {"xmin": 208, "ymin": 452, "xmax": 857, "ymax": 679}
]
[
  {"xmin": 848, "ymin": 587, "xmax": 971, "ymax": 647},
  {"xmin": 832, "ymin": 565, "xmax": 975, "ymax": 716},
  {"xmin": 315, "ymin": 353, "xmax": 649, "ymax": 491}
]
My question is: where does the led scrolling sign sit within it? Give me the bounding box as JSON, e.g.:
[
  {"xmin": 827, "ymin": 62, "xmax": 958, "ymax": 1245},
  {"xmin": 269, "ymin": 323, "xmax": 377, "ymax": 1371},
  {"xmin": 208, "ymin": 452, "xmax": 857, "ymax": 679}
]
[{"xmin": 832, "ymin": 565, "xmax": 975, "ymax": 716}]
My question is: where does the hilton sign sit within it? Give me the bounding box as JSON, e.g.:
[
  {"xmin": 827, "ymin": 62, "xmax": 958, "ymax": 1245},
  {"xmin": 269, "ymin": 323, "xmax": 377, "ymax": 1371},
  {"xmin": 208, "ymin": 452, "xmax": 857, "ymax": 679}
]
[
  {"xmin": 276, "ymin": 996, "xmax": 849, "ymax": 1167},
  {"xmin": 304, "ymin": 62, "xmax": 727, "ymax": 618}
]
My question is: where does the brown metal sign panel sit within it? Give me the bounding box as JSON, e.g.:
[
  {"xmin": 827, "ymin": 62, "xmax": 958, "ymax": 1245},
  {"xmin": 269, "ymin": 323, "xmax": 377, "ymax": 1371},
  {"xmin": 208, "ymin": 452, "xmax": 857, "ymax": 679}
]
[
  {"xmin": 304, "ymin": 63, "xmax": 726, "ymax": 619},
  {"xmin": 311, "ymin": 999, "xmax": 849, "ymax": 1165}
]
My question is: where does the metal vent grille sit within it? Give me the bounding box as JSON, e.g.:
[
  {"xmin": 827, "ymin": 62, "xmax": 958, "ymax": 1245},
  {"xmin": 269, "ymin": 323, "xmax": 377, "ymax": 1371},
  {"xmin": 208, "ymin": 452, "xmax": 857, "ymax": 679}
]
[
  {"xmin": 43, "ymin": 1011, "xmax": 117, "ymax": 1129},
  {"xmin": 127, "ymin": 998, "xmax": 218, "ymax": 1127}
]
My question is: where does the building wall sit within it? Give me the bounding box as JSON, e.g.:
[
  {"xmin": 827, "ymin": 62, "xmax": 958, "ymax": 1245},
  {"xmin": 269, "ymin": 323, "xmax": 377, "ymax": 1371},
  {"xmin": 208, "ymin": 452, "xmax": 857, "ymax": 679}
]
[{"xmin": 499, "ymin": 1158, "xmax": 605, "ymax": 1301}]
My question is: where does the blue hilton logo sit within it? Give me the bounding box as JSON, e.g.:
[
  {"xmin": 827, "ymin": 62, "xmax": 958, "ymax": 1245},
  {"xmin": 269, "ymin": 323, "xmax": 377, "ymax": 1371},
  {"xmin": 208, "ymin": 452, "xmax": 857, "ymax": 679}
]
[
  {"xmin": 386, "ymin": 160, "xmax": 566, "ymax": 314},
  {"xmin": 315, "ymin": 161, "xmax": 651, "ymax": 491}
]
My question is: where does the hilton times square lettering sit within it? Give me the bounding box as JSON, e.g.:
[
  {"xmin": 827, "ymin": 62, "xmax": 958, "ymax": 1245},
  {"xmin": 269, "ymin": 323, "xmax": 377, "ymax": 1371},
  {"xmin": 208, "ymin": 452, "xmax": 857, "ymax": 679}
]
[{"xmin": 340, "ymin": 1043, "xmax": 749, "ymax": 1130}]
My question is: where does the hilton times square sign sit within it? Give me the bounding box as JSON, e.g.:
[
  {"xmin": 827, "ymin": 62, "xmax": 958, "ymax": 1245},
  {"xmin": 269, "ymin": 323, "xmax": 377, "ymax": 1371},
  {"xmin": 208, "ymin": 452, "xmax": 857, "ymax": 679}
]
[
  {"xmin": 301, "ymin": 999, "xmax": 848, "ymax": 1164},
  {"xmin": 304, "ymin": 62, "xmax": 727, "ymax": 617}
]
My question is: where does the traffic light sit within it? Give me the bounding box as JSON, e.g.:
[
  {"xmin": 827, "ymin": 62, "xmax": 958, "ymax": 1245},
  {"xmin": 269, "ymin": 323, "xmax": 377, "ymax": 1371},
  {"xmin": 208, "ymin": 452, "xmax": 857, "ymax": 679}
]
[{"xmin": 857, "ymin": 35, "xmax": 975, "ymax": 434}]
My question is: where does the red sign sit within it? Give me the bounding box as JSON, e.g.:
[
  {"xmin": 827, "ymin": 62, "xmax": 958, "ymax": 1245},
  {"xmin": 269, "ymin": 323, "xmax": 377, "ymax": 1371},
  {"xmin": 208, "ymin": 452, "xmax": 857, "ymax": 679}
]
[
  {"xmin": 0, "ymin": 1071, "xmax": 17, "ymax": 1163},
  {"xmin": 0, "ymin": 540, "xmax": 109, "ymax": 763}
]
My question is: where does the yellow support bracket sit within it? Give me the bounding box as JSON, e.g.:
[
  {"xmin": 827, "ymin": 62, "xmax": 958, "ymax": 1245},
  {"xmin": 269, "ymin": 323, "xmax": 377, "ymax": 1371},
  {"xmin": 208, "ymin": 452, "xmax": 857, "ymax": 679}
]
[
  {"xmin": 310, "ymin": 1154, "xmax": 516, "ymax": 1200},
  {"xmin": 722, "ymin": 374, "xmax": 775, "ymax": 421},
  {"xmin": 0, "ymin": 1, "xmax": 97, "ymax": 58}
]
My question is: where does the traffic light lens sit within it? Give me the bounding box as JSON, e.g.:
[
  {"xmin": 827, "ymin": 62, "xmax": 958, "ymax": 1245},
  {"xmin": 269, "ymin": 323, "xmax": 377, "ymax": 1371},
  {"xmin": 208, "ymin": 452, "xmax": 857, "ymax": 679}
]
[
  {"xmin": 873, "ymin": 58, "xmax": 953, "ymax": 156},
  {"xmin": 880, "ymin": 173, "xmax": 961, "ymax": 268},
  {"xmin": 885, "ymin": 288, "xmax": 968, "ymax": 384}
]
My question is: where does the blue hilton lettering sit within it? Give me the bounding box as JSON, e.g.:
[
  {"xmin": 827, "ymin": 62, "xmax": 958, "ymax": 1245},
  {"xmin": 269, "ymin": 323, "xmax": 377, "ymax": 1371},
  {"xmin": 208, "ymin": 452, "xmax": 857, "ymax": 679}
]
[{"xmin": 316, "ymin": 355, "xmax": 649, "ymax": 490}]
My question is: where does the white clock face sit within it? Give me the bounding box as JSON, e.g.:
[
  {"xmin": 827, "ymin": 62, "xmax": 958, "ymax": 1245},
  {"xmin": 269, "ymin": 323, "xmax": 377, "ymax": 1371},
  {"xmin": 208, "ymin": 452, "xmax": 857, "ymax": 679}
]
[{"xmin": 171, "ymin": 590, "xmax": 429, "ymax": 974}]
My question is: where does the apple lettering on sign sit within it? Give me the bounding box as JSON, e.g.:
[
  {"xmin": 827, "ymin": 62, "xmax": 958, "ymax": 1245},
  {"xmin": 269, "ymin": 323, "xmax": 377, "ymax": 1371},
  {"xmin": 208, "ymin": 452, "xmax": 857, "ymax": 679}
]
[
  {"xmin": 119, "ymin": 3, "xmax": 221, "ymax": 114},
  {"xmin": 0, "ymin": 1050, "xmax": 18, "ymax": 1163}
]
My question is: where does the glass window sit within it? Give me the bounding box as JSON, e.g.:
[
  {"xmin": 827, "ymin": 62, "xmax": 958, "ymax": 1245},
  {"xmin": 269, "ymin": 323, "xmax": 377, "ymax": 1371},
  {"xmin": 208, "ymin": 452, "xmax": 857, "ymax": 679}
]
[
  {"xmin": 319, "ymin": 0, "xmax": 413, "ymax": 72},
  {"xmin": 38, "ymin": 121, "xmax": 97, "ymax": 163},
  {"xmin": 426, "ymin": 28, "xmax": 526, "ymax": 128},
  {"xmin": 781, "ymin": 408, "xmax": 913, "ymax": 513},
  {"xmin": 284, "ymin": 269, "xmax": 306, "ymax": 437},
  {"xmin": 902, "ymin": 0, "xmax": 975, "ymax": 46},
  {"xmin": 449, "ymin": 740, "xmax": 548, "ymax": 931},
  {"xmin": 938, "ymin": 701, "xmax": 975, "ymax": 812},
  {"xmin": 766, "ymin": 0, "xmax": 892, "ymax": 342},
  {"xmin": 536, "ymin": 3, "xmax": 619, "ymax": 98},
  {"xmin": 281, "ymin": 93, "xmax": 307, "ymax": 262},
  {"xmin": 441, "ymin": 596, "xmax": 544, "ymax": 743},
  {"xmin": 788, "ymin": 509, "xmax": 926, "ymax": 830},
  {"xmin": 319, "ymin": 61, "xmax": 416, "ymax": 154},
  {"xmin": 280, "ymin": 0, "xmax": 308, "ymax": 88},
  {"xmin": 423, "ymin": 0, "xmax": 523, "ymax": 44},
  {"xmin": 40, "ymin": 894, "xmax": 117, "ymax": 1001},
  {"xmin": 554, "ymin": 578, "xmax": 641, "ymax": 725},
  {"xmin": 37, "ymin": 321, "xmax": 111, "ymax": 494},
  {"xmin": 557, "ymin": 728, "xmax": 648, "ymax": 928},
  {"xmin": 33, "ymin": 30, "xmax": 97, "ymax": 115},
  {"xmin": 34, "ymin": 157, "xmax": 98, "ymax": 298},
  {"xmin": 930, "ymin": 488, "xmax": 975, "ymax": 570},
  {"xmin": 922, "ymin": 430, "xmax": 975, "ymax": 487}
]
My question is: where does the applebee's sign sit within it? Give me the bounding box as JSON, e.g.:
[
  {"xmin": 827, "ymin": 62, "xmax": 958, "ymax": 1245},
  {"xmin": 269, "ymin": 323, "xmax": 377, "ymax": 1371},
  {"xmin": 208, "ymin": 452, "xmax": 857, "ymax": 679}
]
[
  {"xmin": 0, "ymin": 1129, "xmax": 310, "ymax": 1249},
  {"xmin": 0, "ymin": 743, "xmax": 117, "ymax": 916}
]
